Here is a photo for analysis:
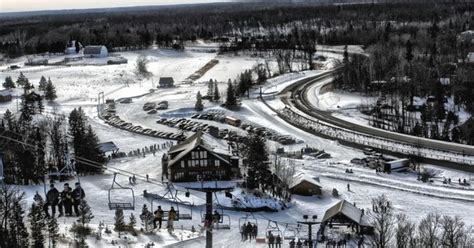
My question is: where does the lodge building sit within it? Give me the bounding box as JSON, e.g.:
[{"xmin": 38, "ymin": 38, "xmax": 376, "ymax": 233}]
[{"xmin": 162, "ymin": 131, "xmax": 240, "ymax": 182}]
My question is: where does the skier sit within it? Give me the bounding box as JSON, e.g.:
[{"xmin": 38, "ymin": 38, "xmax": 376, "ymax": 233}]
[
  {"xmin": 59, "ymin": 183, "xmax": 73, "ymax": 217},
  {"xmin": 167, "ymin": 206, "xmax": 177, "ymax": 231},
  {"xmin": 153, "ymin": 206, "xmax": 164, "ymax": 229},
  {"xmin": 347, "ymin": 183, "xmax": 350, "ymax": 191}
]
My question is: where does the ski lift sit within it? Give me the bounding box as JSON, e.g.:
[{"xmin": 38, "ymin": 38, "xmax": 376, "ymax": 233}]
[
  {"xmin": 199, "ymin": 193, "xmax": 231, "ymax": 230},
  {"xmin": 239, "ymin": 213, "xmax": 258, "ymax": 228},
  {"xmin": 283, "ymin": 223, "xmax": 301, "ymax": 240},
  {"xmin": 150, "ymin": 196, "xmax": 193, "ymax": 221},
  {"xmin": 108, "ymin": 173, "xmax": 135, "ymax": 210},
  {"xmin": 265, "ymin": 220, "xmax": 283, "ymax": 238}
]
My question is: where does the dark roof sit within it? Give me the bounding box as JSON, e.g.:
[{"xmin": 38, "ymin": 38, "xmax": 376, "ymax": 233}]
[
  {"xmin": 167, "ymin": 131, "xmax": 231, "ymax": 167},
  {"xmin": 159, "ymin": 77, "xmax": 174, "ymax": 85},
  {"xmin": 322, "ymin": 200, "xmax": 363, "ymax": 224},
  {"xmin": 84, "ymin": 46, "xmax": 105, "ymax": 55},
  {"xmin": 98, "ymin": 142, "xmax": 119, "ymax": 153}
]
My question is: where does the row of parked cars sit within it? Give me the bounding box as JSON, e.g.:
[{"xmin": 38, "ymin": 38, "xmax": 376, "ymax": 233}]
[
  {"xmin": 191, "ymin": 111, "xmax": 299, "ymax": 145},
  {"xmin": 101, "ymin": 101, "xmax": 185, "ymax": 141},
  {"xmin": 143, "ymin": 101, "xmax": 169, "ymax": 114},
  {"xmin": 156, "ymin": 117, "xmax": 246, "ymax": 143}
]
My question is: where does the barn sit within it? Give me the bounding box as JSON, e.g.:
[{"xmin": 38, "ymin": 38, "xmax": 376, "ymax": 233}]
[
  {"xmin": 84, "ymin": 45, "xmax": 108, "ymax": 58},
  {"xmin": 162, "ymin": 131, "xmax": 240, "ymax": 182},
  {"xmin": 0, "ymin": 90, "xmax": 12, "ymax": 103},
  {"xmin": 289, "ymin": 172, "xmax": 322, "ymax": 196},
  {"xmin": 159, "ymin": 77, "xmax": 175, "ymax": 88}
]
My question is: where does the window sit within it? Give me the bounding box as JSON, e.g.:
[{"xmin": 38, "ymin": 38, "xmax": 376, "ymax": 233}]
[
  {"xmin": 202, "ymin": 160, "xmax": 208, "ymax": 167},
  {"xmin": 200, "ymin": 151, "xmax": 207, "ymax": 159},
  {"xmin": 192, "ymin": 152, "xmax": 197, "ymax": 159},
  {"xmin": 181, "ymin": 161, "xmax": 185, "ymax": 168},
  {"xmin": 215, "ymin": 160, "xmax": 220, "ymax": 167}
]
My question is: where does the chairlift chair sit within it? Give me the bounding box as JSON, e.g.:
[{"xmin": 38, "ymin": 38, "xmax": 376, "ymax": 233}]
[
  {"xmin": 200, "ymin": 208, "xmax": 231, "ymax": 230},
  {"xmin": 150, "ymin": 197, "xmax": 193, "ymax": 221},
  {"xmin": 239, "ymin": 213, "xmax": 258, "ymax": 228},
  {"xmin": 265, "ymin": 220, "xmax": 283, "ymax": 238},
  {"xmin": 283, "ymin": 223, "xmax": 301, "ymax": 240},
  {"xmin": 108, "ymin": 173, "xmax": 135, "ymax": 210}
]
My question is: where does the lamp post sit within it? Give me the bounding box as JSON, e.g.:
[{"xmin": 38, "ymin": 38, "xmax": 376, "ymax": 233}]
[{"xmin": 297, "ymin": 214, "xmax": 321, "ymax": 247}]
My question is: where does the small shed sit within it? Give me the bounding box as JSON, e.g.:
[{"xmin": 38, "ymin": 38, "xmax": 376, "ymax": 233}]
[
  {"xmin": 84, "ymin": 45, "xmax": 108, "ymax": 58},
  {"xmin": 0, "ymin": 90, "xmax": 12, "ymax": 102},
  {"xmin": 322, "ymin": 200, "xmax": 373, "ymax": 235},
  {"xmin": 99, "ymin": 141, "xmax": 119, "ymax": 155},
  {"xmin": 289, "ymin": 172, "xmax": 322, "ymax": 196},
  {"xmin": 159, "ymin": 77, "xmax": 174, "ymax": 88}
]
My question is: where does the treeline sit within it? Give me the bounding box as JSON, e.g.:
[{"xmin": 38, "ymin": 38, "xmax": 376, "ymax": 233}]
[
  {"xmin": 0, "ymin": 2, "xmax": 472, "ymax": 57},
  {"xmin": 1, "ymin": 74, "xmax": 104, "ymax": 184}
]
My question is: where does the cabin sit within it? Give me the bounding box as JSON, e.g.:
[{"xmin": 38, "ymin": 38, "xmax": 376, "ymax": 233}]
[
  {"xmin": 159, "ymin": 77, "xmax": 175, "ymax": 88},
  {"xmin": 322, "ymin": 200, "xmax": 373, "ymax": 235},
  {"xmin": 289, "ymin": 172, "xmax": 322, "ymax": 196},
  {"xmin": 84, "ymin": 45, "xmax": 108, "ymax": 58},
  {"xmin": 0, "ymin": 90, "xmax": 12, "ymax": 103},
  {"xmin": 162, "ymin": 131, "xmax": 240, "ymax": 182}
]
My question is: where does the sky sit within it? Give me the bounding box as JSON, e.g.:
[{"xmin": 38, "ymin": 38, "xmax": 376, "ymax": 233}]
[{"xmin": 0, "ymin": 0, "xmax": 227, "ymax": 13}]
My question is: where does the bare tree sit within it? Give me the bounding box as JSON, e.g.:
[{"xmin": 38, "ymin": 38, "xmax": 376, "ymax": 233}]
[
  {"xmin": 395, "ymin": 213, "xmax": 416, "ymax": 248},
  {"xmin": 440, "ymin": 215, "xmax": 471, "ymax": 248},
  {"xmin": 418, "ymin": 213, "xmax": 441, "ymax": 248},
  {"xmin": 369, "ymin": 194, "xmax": 396, "ymax": 248},
  {"xmin": 135, "ymin": 55, "xmax": 152, "ymax": 77}
]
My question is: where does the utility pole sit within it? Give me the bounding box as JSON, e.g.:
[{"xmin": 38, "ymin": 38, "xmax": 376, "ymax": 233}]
[
  {"xmin": 186, "ymin": 182, "xmax": 233, "ymax": 248},
  {"xmin": 297, "ymin": 215, "xmax": 320, "ymax": 247}
]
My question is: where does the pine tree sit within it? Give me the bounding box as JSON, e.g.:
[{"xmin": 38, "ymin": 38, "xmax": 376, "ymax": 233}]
[
  {"xmin": 45, "ymin": 79, "xmax": 57, "ymax": 101},
  {"xmin": 38, "ymin": 76, "xmax": 48, "ymax": 91},
  {"xmin": 10, "ymin": 197, "xmax": 30, "ymax": 248},
  {"xmin": 47, "ymin": 216, "xmax": 59, "ymax": 248},
  {"xmin": 16, "ymin": 72, "xmax": 28, "ymax": 87},
  {"xmin": 195, "ymin": 91, "xmax": 204, "ymax": 111},
  {"xmin": 114, "ymin": 208, "xmax": 126, "ymax": 232},
  {"xmin": 3, "ymin": 76, "xmax": 15, "ymax": 89},
  {"xmin": 225, "ymin": 81, "xmax": 237, "ymax": 108},
  {"xmin": 243, "ymin": 133, "xmax": 269, "ymax": 189},
  {"xmin": 4, "ymin": 109, "xmax": 14, "ymax": 130},
  {"xmin": 19, "ymin": 97, "xmax": 33, "ymax": 127},
  {"xmin": 77, "ymin": 200, "xmax": 94, "ymax": 227},
  {"xmin": 129, "ymin": 213, "xmax": 137, "ymax": 230},
  {"xmin": 29, "ymin": 193, "xmax": 46, "ymax": 248},
  {"xmin": 140, "ymin": 204, "xmax": 153, "ymax": 232},
  {"xmin": 38, "ymin": 99, "xmax": 44, "ymax": 114},
  {"xmin": 207, "ymin": 79, "xmax": 214, "ymax": 99},
  {"xmin": 213, "ymin": 82, "xmax": 220, "ymax": 102},
  {"xmin": 405, "ymin": 40, "xmax": 413, "ymax": 62}
]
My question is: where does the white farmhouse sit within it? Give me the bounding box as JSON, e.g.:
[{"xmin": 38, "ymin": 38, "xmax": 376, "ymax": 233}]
[{"xmin": 84, "ymin": 45, "xmax": 108, "ymax": 58}]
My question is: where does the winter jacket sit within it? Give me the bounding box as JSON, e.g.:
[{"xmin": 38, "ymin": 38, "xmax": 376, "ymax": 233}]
[
  {"xmin": 46, "ymin": 188, "xmax": 60, "ymax": 203},
  {"xmin": 168, "ymin": 210, "xmax": 177, "ymax": 220},
  {"xmin": 72, "ymin": 187, "xmax": 85, "ymax": 201},
  {"xmin": 154, "ymin": 209, "xmax": 163, "ymax": 219},
  {"xmin": 60, "ymin": 189, "xmax": 73, "ymax": 204}
]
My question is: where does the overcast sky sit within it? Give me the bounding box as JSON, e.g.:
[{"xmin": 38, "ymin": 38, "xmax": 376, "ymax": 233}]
[{"xmin": 0, "ymin": 0, "xmax": 228, "ymax": 13}]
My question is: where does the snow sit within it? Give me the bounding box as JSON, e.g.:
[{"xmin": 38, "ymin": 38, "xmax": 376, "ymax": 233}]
[{"xmin": 1, "ymin": 45, "xmax": 474, "ymax": 247}]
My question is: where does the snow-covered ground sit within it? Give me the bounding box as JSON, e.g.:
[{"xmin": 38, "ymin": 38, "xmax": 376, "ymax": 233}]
[{"xmin": 2, "ymin": 46, "xmax": 474, "ymax": 247}]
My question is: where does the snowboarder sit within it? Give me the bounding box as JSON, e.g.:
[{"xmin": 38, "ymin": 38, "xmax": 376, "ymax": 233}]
[
  {"xmin": 212, "ymin": 210, "xmax": 221, "ymax": 225},
  {"xmin": 44, "ymin": 184, "xmax": 60, "ymax": 217},
  {"xmin": 167, "ymin": 206, "xmax": 177, "ymax": 231},
  {"xmin": 153, "ymin": 206, "xmax": 164, "ymax": 229},
  {"xmin": 72, "ymin": 182, "xmax": 86, "ymax": 216}
]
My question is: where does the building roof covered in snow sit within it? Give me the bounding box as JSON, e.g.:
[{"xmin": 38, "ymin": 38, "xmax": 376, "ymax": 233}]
[
  {"xmin": 0, "ymin": 89, "xmax": 12, "ymax": 96},
  {"xmin": 289, "ymin": 172, "xmax": 322, "ymax": 196},
  {"xmin": 290, "ymin": 172, "xmax": 322, "ymax": 189},
  {"xmin": 98, "ymin": 141, "xmax": 119, "ymax": 153},
  {"xmin": 322, "ymin": 200, "xmax": 363, "ymax": 224}
]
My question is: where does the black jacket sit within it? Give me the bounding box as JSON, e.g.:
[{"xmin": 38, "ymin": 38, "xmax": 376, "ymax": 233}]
[
  {"xmin": 72, "ymin": 187, "xmax": 86, "ymax": 201},
  {"xmin": 46, "ymin": 188, "xmax": 60, "ymax": 203}
]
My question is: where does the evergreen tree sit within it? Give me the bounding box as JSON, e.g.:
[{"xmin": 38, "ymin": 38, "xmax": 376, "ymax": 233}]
[
  {"xmin": 405, "ymin": 40, "xmax": 413, "ymax": 62},
  {"xmin": 207, "ymin": 79, "xmax": 214, "ymax": 99},
  {"xmin": 139, "ymin": 204, "xmax": 153, "ymax": 232},
  {"xmin": 4, "ymin": 109, "xmax": 14, "ymax": 130},
  {"xmin": 38, "ymin": 76, "xmax": 48, "ymax": 91},
  {"xmin": 195, "ymin": 91, "xmax": 204, "ymax": 111},
  {"xmin": 45, "ymin": 79, "xmax": 57, "ymax": 101},
  {"xmin": 213, "ymin": 83, "xmax": 220, "ymax": 102},
  {"xmin": 29, "ymin": 193, "xmax": 46, "ymax": 248},
  {"xmin": 19, "ymin": 97, "xmax": 33, "ymax": 128},
  {"xmin": 10, "ymin": 197, "xmax": 30, "ymax": 248},
  {"xmin": 225, "ymin": 81, "xmax": 237, "ymax": 108},
  {"xmin": 47, "ymin": 216, "xmax": 59, "ymax": 248},
  {"xmin": 3, "ymin": 76, "xmax": 15, "ymax": 89},
  {"xmin": 129, "ymin": 213, "xmax": 136, "ymax": 230},
  {"xmin": 238, "ymin": 70, "xmax": 252, "ymax": 96},
  {"xmin": 114, "ymin": 208, "xmax": 126, "ymax": 232},
  {"xmin": 77, "ymin": 200, "xmax": 94, "ymax": 227},
  {"xmin": 16, "ymin": 72, "xmax": 29, "ymax": 88},
  {"xmin": 243, "ymin": 133, "xmax": 269, "ymax": 189}
]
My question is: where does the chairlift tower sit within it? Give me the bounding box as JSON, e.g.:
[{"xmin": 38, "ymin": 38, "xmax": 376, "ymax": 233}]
[
  {"xmin": 186, "ymin": 181, "xmax": 233, "ymax": 248},
  {"xmin": 297, "ymin": 215, "xmax": 321, "ymax": 247}
]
